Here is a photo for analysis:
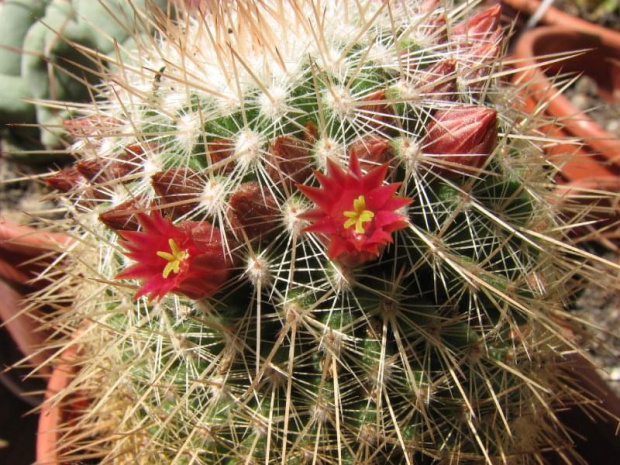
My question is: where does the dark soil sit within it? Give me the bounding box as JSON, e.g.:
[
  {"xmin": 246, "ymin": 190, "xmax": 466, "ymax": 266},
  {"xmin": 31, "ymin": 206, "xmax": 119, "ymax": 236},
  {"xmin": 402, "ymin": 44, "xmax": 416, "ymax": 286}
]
[
  {"xmin": 575, "ymin": 251, "xmax": 620, "ymax": 398},
  {"xmin": 565, "ymin": 74, "xmax": 620, "ymax": 138},
  {"xmin": 555, "ymin": 0, "xmax": 620, "ymax": 32},
  {"xmin": 0, "ymin": 155, "xmax": 58, "ymax": 226}
]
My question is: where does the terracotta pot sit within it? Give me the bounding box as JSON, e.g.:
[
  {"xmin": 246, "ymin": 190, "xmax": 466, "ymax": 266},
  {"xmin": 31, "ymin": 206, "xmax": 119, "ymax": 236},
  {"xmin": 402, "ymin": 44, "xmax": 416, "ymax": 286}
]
[
  {"xmin": 556, "ymin": 355, "xmax": 620, "ymax": 463},
  {"xmin": 36, "ymin": 347, "xmax": 77, "ymax": 465},
  {"xmin": 0, "ymin": 220, "xmax": 70, "ymax": 369},
  {"xmin": 554, "ymin": 177, "xmax": 620, "ymax": 248},
  {"xmin": 512, "ymin": 26, "xmax": 620, "ymax": 183},
  {"xmin": 502, "ymin": 0, "xmax": 620, "ymax": 49}
]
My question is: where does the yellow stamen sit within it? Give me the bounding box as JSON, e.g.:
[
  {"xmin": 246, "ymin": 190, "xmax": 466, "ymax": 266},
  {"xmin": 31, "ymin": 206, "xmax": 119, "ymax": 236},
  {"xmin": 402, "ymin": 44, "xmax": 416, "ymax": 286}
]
[
  {"xmin": 156, "ymin": 238, "xmax": 189, "ymax": 278},
  {"xmin": 343, "ymin": 195, "xmax": 374, "ymax": 234}
]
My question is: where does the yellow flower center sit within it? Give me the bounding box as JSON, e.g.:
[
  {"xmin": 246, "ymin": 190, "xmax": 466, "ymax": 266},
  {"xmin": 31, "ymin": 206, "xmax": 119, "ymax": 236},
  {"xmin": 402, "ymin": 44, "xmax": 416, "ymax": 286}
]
[
  {"xmin": 343, "ymin": 195, "xmax": 374, "ymax": 234},
  {"xmin": 156, "ymin": 238, "xmax": 189, "ymax": 279}
]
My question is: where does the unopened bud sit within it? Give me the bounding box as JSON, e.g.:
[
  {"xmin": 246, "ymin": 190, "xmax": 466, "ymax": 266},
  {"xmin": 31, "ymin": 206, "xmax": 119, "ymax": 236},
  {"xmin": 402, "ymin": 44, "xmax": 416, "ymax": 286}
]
[
  {"xmin": 267, "ymin": 136, "xmax": 313, "ymax": 188},
  {"xmin": 46, "ymin": 167, "xmax": 84, "ymax": 193},
  {"xmin": 418, "ymin": 59, "xmax": 457, "ymax": 100},
  {"xmin": 111, "ymin": 143, "xmax": 144, "ymax": 178},
  {"xmin": 228, "ymin": 182, "xmax": 279, "ymax": 242},
  {"xmin": 359, "ymin": 89, "xmax": 394, "ymax": 129},
  {"xmin": 452, "ymin": 4, "xmax": 501, "ymax": 43},
  {"xmin": 207, "ymin": 138, "xmax": 235, "ymax": 174},
  {"xmin": 99, "ymin": 198, "xmax": 145, "ymax": 231},
  {"xmin": 459, "ymin": 40, "xmax": 501, "ymax": 89},
  {"xmin": 304, "ymin": 120, "xmax": 319, "ymax": 144},
  {"xmin": 75, "ymin": 160, "xmax": 112, "ymax": 199},
  {"xmin": 423, "ymin": 106, "xmax": 497, "ymax": 176},
  {"xmin": 62, "ymin": 115, "xmax": 123, "ymax": 137},
  {"xmin": 76, "ymin": 160, "xmax": 107, "ymax": 183},
  {"xmin": 466, "ymin": 39, "xmax": 501, "ymax": 65},
  {"xmin": 151, "ymin": 168, "xmax": 205, "ymax": 216},
  {"xmin": 420, "ymin": 13, "xmax": 448, "ymax": 45},
  {"xmin": 348, "ymin": 136, "xmax": 393, "ymax": 173}
]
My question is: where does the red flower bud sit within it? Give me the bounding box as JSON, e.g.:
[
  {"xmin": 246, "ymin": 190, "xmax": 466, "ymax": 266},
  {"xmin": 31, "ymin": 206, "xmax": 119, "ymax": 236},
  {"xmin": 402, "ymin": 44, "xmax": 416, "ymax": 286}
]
[
  {"xmin": 207, "ymin": 138, "xmax": 235, "ymax": 174},
  {"xmin": 99, "ymin": 198, "xmax": 145, "ymax": 231},
  {"xmin": 74, "ymin": 160, "xmax": 114, "ymax": 199},
  {"xmin": 151, "ymin": 168, "xmax": 205, "ymax": 217},
  {"xmin": 228, "ymin": 182, "xmax": 279, "ymax": 242},
  {"xmin": 466, "ymin": 39, "xmax": 501, "ymax": 66},
  {"xmin": 421, "ymin": 13, "xmax": 448, "ymax": 45},
  {"xmin": 422, "ymin": 106, "xmax": 497, "ymax": 176},
  {"xmin": 452, "ymin": 5, "xmax": 501, "ymax": 43},
  {"xmin": 110, "ymin": 143, "xmax": 144, "ymax": 178},
  {"xmin": 46, "ymin": 167, "xmax": 84, "ymax": 193},
  {"xmin": 62, "ymin": 115, "xmax": 123, "ymax": 137},
  {"xmin": 418, "ymin": 59, "xmax": 457, "ymax": 100},
  {"xmin": 266, "ymin": 136, "xmax": 313, "ymax": 188},
  {"xmin": 76, "ymin": 160, "xmax": 106, "ymax": 182},
  {"xmin": 459, "ymin": 40, "xmax": 501, "ymax": 89},
  {"xmin": 304, "ymin": 120, "xmax": 319, "ymax": 144},
  {"xmin": 116, "ymin": 212, "xmax": 232, "ymax": 301},
  {"xmin": 359, "ymin": 89, "xmax": 393, "ymax": 129},
  {"xmin": 348, "ymin": 136, "xmax": 394, "ymax": 173}
]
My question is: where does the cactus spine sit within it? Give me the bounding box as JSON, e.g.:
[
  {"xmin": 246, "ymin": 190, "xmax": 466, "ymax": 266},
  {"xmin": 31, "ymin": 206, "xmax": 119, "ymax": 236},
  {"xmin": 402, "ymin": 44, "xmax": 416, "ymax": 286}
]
[{"xmin": 37, "ymin": 1, "xmax": 618, "ymax": 463}]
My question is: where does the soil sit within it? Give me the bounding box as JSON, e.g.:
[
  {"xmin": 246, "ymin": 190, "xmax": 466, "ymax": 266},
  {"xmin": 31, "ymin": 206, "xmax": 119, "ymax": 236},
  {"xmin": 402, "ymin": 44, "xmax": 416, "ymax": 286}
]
[
  {"xmin": 575, "ymin": 251, "xmax": 620, "ymax": 397},
  {"xmin": 554, "ymin": 0, "xmax": 620, "ymax": 32},
  {"xmin": 0, "ymin": 154, "xmax": 59, "ymax": 226},
  {"xmin": 565, "ymin": 74, "xmax": 620, "ymax": 138}
]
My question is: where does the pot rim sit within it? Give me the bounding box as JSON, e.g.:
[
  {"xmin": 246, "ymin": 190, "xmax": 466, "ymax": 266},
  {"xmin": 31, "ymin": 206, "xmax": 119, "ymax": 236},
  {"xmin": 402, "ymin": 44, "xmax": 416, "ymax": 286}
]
[{"xmin": 512, "ymin": 25, "xmax": 620, "ymax": 178}]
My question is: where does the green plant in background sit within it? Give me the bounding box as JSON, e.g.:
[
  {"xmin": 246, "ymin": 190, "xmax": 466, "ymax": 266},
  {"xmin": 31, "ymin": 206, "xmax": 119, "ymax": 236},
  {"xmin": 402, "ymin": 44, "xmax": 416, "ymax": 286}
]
[
  {"xmin": 35, "ymin": 0, "xmax": 619, "ymax": 463},
  {"xmin": 0, "ymin": 0, "xmax": 168, "ymax": 162},
  {"xmin": 576, "ymin": 0, "xmax": 619, "ymax": 17}
]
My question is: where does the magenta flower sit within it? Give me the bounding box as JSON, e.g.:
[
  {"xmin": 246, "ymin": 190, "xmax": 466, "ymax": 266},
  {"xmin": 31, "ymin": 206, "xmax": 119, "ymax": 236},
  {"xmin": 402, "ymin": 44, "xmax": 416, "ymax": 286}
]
[
  {"xmin": 298, "ymin": 154, "xmax": 412, "ymax": 267},
  {"xmin": 116, "ymin": 212, "xmax": 232, "ymax": 301}
]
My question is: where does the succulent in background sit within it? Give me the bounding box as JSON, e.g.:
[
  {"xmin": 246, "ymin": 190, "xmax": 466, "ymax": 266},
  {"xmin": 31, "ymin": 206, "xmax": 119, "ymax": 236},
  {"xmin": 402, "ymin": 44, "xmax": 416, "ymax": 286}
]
[
  {"xmin": 0, "ymin": 0, "xmax": 169, "ymax": 162},
  {"xmin": 33, "ymin": 0, "xmax": 620, "ymax": 463}
]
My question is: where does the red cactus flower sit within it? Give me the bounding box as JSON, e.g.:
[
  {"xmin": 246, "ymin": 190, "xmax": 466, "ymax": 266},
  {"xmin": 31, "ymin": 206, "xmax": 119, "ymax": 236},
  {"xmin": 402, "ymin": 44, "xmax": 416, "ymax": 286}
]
[
  {"xmin": 298, "ymin": 154, "xmax": 412, "ymax": 267},
  {"xmin": 116, "ymin": 212, "xmax": 232, "ymax": 301}
]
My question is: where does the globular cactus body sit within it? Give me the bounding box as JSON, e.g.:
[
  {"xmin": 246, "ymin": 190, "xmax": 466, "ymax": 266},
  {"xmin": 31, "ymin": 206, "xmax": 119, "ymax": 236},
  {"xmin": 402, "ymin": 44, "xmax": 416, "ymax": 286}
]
[{"xmin": 39, "ymin": 1, "xmax": 618, "ymax": 463}]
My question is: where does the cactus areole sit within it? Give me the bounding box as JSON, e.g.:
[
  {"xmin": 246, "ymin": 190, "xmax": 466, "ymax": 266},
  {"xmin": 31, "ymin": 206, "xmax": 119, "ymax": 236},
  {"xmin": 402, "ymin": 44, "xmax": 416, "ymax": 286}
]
[{"xmin": 36, "ymin": 1, "xmax": 618, "ymax": 464}]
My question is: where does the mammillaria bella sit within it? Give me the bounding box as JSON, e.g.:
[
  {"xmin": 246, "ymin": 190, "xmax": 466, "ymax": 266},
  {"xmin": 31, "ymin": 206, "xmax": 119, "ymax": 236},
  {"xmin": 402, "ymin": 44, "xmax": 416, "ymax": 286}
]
[{"xmin": 33, "ymin": 0, "xmax": 619, "ymax": 463}]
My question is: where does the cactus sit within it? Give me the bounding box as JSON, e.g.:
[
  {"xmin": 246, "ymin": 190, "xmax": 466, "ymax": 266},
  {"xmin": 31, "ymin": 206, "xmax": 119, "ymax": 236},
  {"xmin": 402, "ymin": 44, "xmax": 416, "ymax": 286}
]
[
  {"xmin": 34, "ymin": 0, "xmax": 619, "ymax": 463},
  {"xmin": 0, "ymin": 0, "xmax": 169, "ymax": 161}
]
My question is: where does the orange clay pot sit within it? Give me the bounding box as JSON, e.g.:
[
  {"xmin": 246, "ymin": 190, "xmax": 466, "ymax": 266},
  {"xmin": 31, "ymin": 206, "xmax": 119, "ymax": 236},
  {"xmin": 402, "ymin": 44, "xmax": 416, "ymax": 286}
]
[
  {"xmin": 0, "ymin": 219, "xmax": 70, "ymax": 369},
  {"xmin": 36, "ymin": 346, "xmax": 77, "ymax": 465},
  {"xmin": 512, "ymin": 26, "xmax": 620, "ymax": 183},
  {"xmin": 553, "ymin": 176, "xmax": 620, "ymax": 247}
]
